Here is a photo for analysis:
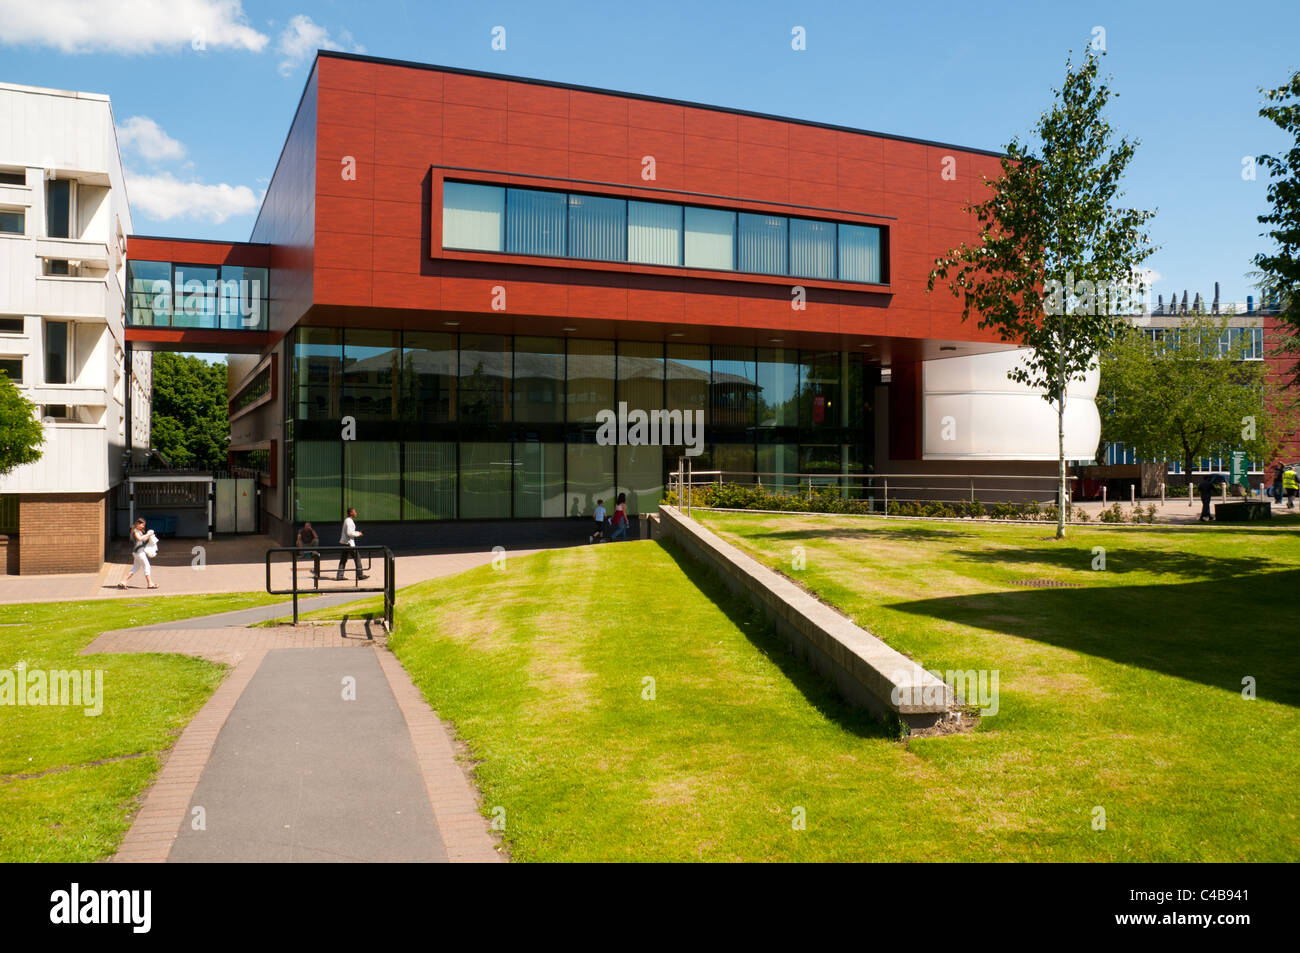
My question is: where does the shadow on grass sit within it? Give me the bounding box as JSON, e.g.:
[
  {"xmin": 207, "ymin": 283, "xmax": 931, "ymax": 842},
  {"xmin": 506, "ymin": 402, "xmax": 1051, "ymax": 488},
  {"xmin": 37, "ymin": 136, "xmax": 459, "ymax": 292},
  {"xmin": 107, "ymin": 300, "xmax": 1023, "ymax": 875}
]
[
  {"xmin": 889, "ymin": 569, "xmax": 1300, "ymax": 707},
  {"xmin": 951, "ymin": 544, "xmax": 1271, "ymax": 580},
  {"xmin": 656, "ymin": 538, "xmax": 900, "ymax": 740}
]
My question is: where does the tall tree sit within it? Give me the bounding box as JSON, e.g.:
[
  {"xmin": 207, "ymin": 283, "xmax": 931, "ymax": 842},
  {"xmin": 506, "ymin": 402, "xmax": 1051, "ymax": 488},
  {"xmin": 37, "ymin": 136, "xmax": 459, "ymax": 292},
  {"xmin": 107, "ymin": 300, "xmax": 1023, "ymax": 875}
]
[
  {"xmin": 150, "ymin": 352, "xmax": 229, "ymax": 470},
  {"xmin": 1255, "ymin": 69, "xmax": 1300, "ymax": 385},
  {"xmin": 0, "ymin": 373, "xmax": 44, "ymax": 476},
  {"xmin": 1100, "ymin": 315, "xmax": 1276, "ymax": 479},
  {"xmin": 929, "ymin": 48, "xmax": 1155, "ymax": 538}
]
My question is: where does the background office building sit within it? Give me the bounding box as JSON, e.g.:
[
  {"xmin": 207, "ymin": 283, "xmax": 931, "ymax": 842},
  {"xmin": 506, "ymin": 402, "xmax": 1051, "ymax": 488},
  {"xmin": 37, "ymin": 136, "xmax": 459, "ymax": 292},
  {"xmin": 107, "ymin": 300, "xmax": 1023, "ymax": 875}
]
[
  {"xmin": 125, "ymin": 52, "xmax": 1103, "ymax": 541},
  {"xmin": 0, "ymin": 81, "xmax": 149, "ymax": 573}
]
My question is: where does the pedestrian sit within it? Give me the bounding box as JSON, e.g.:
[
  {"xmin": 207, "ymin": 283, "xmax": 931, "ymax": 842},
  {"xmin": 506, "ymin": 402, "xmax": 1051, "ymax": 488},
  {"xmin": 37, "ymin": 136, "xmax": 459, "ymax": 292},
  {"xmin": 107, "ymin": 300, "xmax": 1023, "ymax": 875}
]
[
  {"xmin": 1285, "ymin": 465, "xmax": 1299, "ymax": 510},
  {"xmin": 608, "ymin": 492, "xmax": 629, "ymax": 541},
  {"xmin": 1273, "ymin": 466, "xmax": 1286, "ymax": 504},
  {"xmin": 297, "ymin": 521, "xmax": 320, "ymax": 578},
  {"xmin": 119, "ymin": 517, "xmax": 158, "ymax": 589},
  {"xmin": 1197, "ymin": 474, "xmax": 1215, "ymax": 522},
  {"xmin": 337, "ymin": 507, "xmax": 368, "ymax": 580},
  {"xmin": 589, "ymin": 499, "xmax": 607, "ymax": 544}
]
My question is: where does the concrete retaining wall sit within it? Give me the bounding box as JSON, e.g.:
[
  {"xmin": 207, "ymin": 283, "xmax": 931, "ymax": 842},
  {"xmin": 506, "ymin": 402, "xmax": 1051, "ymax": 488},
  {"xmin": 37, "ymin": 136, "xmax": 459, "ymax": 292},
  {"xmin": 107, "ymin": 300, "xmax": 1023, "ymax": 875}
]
[{"xmin": 654, "ymin": 506, "xmax": 954, "ymax": 729}]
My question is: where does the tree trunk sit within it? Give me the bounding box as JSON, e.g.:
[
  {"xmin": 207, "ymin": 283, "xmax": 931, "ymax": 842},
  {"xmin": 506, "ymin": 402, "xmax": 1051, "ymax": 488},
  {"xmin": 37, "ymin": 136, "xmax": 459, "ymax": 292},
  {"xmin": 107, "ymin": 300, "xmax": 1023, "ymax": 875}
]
[{"xmin": 1056, "ymin": 353, "xmax": 1067, "ymax": 540}]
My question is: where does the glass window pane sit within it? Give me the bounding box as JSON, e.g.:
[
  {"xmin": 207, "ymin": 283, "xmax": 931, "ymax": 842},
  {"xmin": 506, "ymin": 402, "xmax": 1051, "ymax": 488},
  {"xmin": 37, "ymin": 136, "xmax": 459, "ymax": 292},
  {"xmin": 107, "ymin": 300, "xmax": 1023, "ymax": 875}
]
[
  {"xmin": 128, "ymin": 261, "xmax": 171, "ymax": 326},
  {"xmin": 790, "ymin": 218, "xmax": 835, "ymax": 279},
  {"xmin": 403, "ymin": 442, "xmax": 457, "ymax": 519},
  {"xmin": 513, "ymin": 336, "xmax": 565, "ymax": 423},
  {"xmin": 459, "ymin": 442, "xmax": 512, "ymax": 518},
  {"xmin": 738, "ymin": 213, "xmax": 788, "ymax": 275},
  {"xmin": 0, "ymin": 209, "xmax": 23, "ymax": 234},
  {"xmin": 295, "ymin": 327, "xmax": 340, "ymax": 421},
  {"xmin": 800, "ymin": 351, "xmax": 843, "ymax": 429},
  {"xmin": 617, "ymin": 444, "xmax": 662, "ymax": 515},
  {"xmin": 295, "ymin": 441, "xmax": 341, "ymax": 522},
  {"xmin": 173, "ymin": 264, "xmax": 219, "ymax": 328},
  {"xmin": 713, "ymin": 443, "xmax": 755, "ymax": 481},
  {"xmin": 443, "ymin": 182, "xmax": 505, "ymax": 251},
  {"xmin": 342, "ymin": 329, "xmax": 398, "ymax": 421},
  {"xmin": 344, "ymin": 441, "xmax": 400, "ymax": 521},
  {"xmin": 566, "ymin": 339, "xmax": 615, "ymax": 423},
  {"xmin": 401, "ymin": 331, "xmax": 455, "ymax": 423},
  {"xmin": 838, "ymin": 223, "xmax": 882, "ymax": 283},
  {"xmin": 218, "ymin": 265, "xmax": 268, "ymax": 330},
  {"xmin": 756, "ymin": 347, "xmax": 799, "ymax": 428},
  {"xmin": 757, "ymin": 443, "xmax": 798, "ymax": 490},
  {"xmin": 666, "ymin": 343, "xmax": 709, "ymax": 429},
  {"xmin": 617, "ymin": 341, "xmax": 663, "ymax": 415},
  {"xmin": 711, "ymin": 345, "xmax": 757, "ymax": 429},
  {"xmin": 458, "ymin": 334, "xmax": 509, "ymax": 424},
  {"xmin": 44, "ymin": 321, "xmax": 68, "ymax": 384},
  {"xmin": 628, "ymin": 201, "xmax": 682, "ymax": 266},
  {"xmin": 566, "ymin": 443, "xmax": 614, "ymax": 519},
  {"xmin": 506, "ymin": 188, "xmax": 566, "ymax": 257},
  {"xmin": 567, "ymin": 193, "xmax": 626, "ymax": 261},
  {"xmin": 684, "ymin": 207, "xmax": 735, "ymax": 270},
  {"xmin": 46, "ymin": 179, "xmax": 69, "ymax": 238},
  {"xmin": 515, "ymin": 441, "xmax": 564, "ymax": 517}
]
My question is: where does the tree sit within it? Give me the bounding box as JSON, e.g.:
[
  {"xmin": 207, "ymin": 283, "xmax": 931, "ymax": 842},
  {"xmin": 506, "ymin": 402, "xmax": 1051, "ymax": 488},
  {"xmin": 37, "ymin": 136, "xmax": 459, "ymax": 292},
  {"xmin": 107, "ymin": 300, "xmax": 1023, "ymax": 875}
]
[
  {"xmin": 150, "ymin": 352, "xmax": 229, "ymax": 470},
  {"xmin": 0, "ymin": 373, "xmax": 44, "ymax": 476},
  {"xmin": 1099, "ymin": 315, "xmax": 1276, "ymax": 479},
  {"xmin": 1254, "ymin": 69, "xmax": 1300, "ymax": 385},
  {"xmin": 929, "ymin": 48, "xmax": 1155, "ymax": 538}
]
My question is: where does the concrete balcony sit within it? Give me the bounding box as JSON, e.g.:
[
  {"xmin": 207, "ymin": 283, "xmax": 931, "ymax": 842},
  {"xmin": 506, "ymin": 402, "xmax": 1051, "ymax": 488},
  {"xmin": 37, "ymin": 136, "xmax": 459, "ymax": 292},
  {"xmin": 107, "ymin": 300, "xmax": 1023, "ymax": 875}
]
[
  {"xmin": 33, "ymin": 274, "xmax": 109, "ymax": 319},
  {"xmin": 37, "ymin": 236, "xmax": 111, "ymax": 268},
  {"xmin": 24, "ymin": 384, "xmax": 109, "ymax": 409}
]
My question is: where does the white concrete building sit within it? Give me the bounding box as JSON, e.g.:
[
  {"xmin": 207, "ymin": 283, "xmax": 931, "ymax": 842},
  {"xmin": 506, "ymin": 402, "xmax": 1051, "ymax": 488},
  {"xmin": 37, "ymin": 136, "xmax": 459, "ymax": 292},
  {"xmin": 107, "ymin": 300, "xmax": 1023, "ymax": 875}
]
[{"xmin": 0, "ymin": 81, "xmax": 149, "ymax": 573}]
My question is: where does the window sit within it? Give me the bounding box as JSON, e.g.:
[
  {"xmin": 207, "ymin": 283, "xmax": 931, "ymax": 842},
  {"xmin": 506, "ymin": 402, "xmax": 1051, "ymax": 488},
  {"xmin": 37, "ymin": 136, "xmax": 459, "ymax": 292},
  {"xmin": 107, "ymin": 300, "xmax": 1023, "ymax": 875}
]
[
  {"xmin": 838, "ymin": 223, "xmax": 882, "ymax": 283},
  {"xmin": 45, "ymin": 321, "xmax": 69, "ymax": 385},
  {"xmin": 0, "ymin": 317, "xmax": 23, "ymax": 334},
  {"xmin": 127, "ymin": 260, "xmax": 172, "ymax": 326},
  {"xmin": 513, "ymin": 336, "xmax": 565, "ymax": 423},
  {"xmin": 342, "ymin": 329, "xmax": 398, "ymax": 421},
  {"xmin": 218, "ymin": 265, "xmax": 269, "ymax": 330},
  {"xmin": 737, "ymin": 213, "xmax": 788, "ymax": 276},
  {"xmin": 684, "ymin": 207, "xmax": 736, "ymax": 270},
  {"xmin": 0, "ymin": 358, "xmax": 21, "ymax": 383},
  {"xmin": 43, "ymin": 404, "xmax": 69, "ymax": 420},
  {"xmin": 458, "ymin": 335, "xmax": 509, "ymax": 424},
  {"xmin": 441, "ymin": 180, "xmax": 887, "ymax": 284},
  {"xmin": 46, "ymin": 179, "xmax": 70, "ymax": 238},
  {"xmin": 0, "ymin": 170, "xmax": 25, "ymax": 186},
  {"xmin": 567, "ymin": 193, "xmax": 626, "ymax": 261},
  {"xmin": 442, "ymin": 182, "xmax": 504, "ymax": 251},
  {"xmin": 172, "ymin": 265, "xmax": 219, "ymax": 328},
  {"xmin": 506, "ymin": 188, "xmax": 566, "ymax": 257},
  {"xmin": 628, "ymin": 201, "xmax": 681, "ymax": 266},
  {"xmin": 790, "ymin": 218, "xmax": 836, "ymax": 279},
  {"xmin": 44, "ymin": 259, "xmax": 71, "ymax": 276},
  {"xmin": 0, "ymin": 209, "xmax": 22, "ymax": 235}
]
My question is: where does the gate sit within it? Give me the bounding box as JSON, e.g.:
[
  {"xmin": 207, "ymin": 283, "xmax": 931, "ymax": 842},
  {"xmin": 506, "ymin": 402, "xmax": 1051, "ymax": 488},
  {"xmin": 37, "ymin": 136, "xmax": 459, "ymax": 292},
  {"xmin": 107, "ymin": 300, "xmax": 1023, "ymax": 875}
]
[{"xmin": 214, "ymin": 477, "xmax": 257, "ymax": 533}]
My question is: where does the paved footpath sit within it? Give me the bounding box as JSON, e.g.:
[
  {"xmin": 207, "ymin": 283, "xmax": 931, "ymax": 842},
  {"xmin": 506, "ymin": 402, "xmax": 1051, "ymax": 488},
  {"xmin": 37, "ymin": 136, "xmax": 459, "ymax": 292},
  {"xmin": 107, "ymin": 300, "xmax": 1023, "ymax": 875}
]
[{"xmin": 89, "ymin": 602, "xmax": 505, "ymax": 863}]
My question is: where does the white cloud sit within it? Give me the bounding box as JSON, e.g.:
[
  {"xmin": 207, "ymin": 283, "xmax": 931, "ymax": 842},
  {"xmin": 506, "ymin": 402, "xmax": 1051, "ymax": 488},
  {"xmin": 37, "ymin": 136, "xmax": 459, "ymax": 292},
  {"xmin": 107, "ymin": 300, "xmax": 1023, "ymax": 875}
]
[
  {"xmin": 116, "ymin": 116, "xmax": 187, "ymax": 163},
  {"xmin": 277, "ymin": 14, "xmax": 363, "ymax": 76},
  {"xmin": 0, "ymin": 0, "xmax": 268, "ymax": 54},
  {"xmin": 126, "ymin": 171, "xmax": 259, "ymax": 225}
]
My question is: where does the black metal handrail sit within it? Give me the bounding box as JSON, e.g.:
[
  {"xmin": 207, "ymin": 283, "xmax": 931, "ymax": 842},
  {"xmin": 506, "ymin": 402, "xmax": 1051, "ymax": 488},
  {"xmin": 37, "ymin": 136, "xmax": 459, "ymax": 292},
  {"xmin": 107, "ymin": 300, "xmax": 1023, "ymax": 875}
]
[{"xmin": 265, "ymin": 545, "xmax": 395, "ymax": 630}]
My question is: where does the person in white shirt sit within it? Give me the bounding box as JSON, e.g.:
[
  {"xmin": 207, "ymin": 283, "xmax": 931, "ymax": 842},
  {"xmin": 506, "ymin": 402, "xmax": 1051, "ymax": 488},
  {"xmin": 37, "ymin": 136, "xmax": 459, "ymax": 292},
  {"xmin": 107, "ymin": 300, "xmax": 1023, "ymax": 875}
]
[
  {"xmin": 336, "ymin": 507, "xmax": 368, "ymax": 580},
  {"xmin": 589, "ymin": 499, "xmax": 607, "ymax": 544},
  {"xmin": 120, "ymin": 517, "xmax": 159, "ymax": 589}
]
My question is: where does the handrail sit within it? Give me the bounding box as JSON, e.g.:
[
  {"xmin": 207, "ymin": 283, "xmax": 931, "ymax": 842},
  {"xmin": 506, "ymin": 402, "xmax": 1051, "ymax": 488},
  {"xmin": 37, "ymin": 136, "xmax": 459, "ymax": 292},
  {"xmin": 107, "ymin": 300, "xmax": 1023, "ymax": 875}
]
[{"xmin": 265, "ymin": 545, "xmax": 395, "ymax": 631}]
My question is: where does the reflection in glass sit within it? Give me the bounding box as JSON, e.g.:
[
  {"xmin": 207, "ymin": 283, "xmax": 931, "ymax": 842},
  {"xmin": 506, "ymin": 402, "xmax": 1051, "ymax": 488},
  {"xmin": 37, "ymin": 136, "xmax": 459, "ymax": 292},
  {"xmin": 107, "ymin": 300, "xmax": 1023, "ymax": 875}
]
[
  {"xmin": 344, "ymin": 440, "xmax": 400, "ymax": 520},
  {"xmin": 460, "ymin": 442, "xmax": 512, "ymax": 518},
  {"xmin": 342, "ymin": 329, "xmax": 398, "ymax": 420},
  {"xmin": 566, "ymin": 339, "xmax": 614, "ymax": 423},
  {"xmin": 711, "ymin": 345, "xmax": 756, "ymax": 429},
  {"xmin": 403, "ymin": 442, "xmax": 456, "ymax": 519},
  {"xmin": 515, "ymin": 441, "xmax": 564, "ymax": 517},
  {"xmin": 513, "ymin": 337, "xmax": 564, "ymax": 423},
  {"xmin": 402, "ymin": 332, "xmax": 455, "ymax": 423},
  {"xmin": 458, "ymin": 334, "xmax": 509, "ymax": 424},
  {"xmin": 295, "ymin": 327, "xmax": 340, "ymax": 421}
]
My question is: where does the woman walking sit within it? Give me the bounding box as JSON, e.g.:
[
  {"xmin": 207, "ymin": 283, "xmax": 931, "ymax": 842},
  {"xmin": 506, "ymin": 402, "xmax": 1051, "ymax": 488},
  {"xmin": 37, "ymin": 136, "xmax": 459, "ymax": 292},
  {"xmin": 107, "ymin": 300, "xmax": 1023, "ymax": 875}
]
[
  {"xmin": 120, "ymin": 517, "xmax": 158, "ymax": 589},
  {"xmin": 608, "ymin": 492, "xmax": 630, "ymax": 541}
]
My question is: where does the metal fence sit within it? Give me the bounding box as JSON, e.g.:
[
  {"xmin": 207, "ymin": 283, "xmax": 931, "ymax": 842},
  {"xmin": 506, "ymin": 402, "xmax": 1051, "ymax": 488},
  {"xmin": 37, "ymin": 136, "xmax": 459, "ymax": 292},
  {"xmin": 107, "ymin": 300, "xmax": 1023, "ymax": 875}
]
[
  {"xmin": 265, "ymin": 545, "xmax": 395, "ymax": 630},
  {"xmin": 668, "ymin": 459, "xmax": 1064, "ymax": 516}
]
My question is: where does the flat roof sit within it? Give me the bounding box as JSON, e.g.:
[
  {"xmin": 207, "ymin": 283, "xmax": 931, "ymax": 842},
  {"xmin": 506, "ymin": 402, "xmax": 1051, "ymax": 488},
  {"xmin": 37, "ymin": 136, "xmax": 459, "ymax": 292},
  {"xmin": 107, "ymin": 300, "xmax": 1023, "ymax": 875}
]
[{"xmin": 316, "ymin": 50, "xmax": 1006, "ymax": 159}]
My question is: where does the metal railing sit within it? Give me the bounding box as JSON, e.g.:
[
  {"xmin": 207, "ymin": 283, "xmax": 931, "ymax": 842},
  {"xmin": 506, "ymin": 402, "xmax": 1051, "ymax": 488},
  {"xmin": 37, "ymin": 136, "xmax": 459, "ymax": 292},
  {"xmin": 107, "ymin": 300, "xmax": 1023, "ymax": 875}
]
[
  {"xmin": 669, "ymin": 459, "xmax": 1066, "ymax": 516},
  {"xmin": 265, "ymin": 545, "xmax": 395, "ymax": 630}
]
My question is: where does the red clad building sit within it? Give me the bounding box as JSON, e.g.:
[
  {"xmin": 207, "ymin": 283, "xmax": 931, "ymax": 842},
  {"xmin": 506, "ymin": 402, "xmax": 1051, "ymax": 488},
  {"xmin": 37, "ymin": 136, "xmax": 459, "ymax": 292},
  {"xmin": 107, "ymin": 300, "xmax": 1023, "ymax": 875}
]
[{"xmin": 126, "ymin": 51, "xmax": 1092, "ymax": 539}]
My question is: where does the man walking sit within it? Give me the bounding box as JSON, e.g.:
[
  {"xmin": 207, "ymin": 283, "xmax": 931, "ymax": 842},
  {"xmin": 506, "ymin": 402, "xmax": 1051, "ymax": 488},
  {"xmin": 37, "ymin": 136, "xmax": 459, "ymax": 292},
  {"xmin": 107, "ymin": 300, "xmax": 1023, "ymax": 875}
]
[
  {"xmin": 1197, "ymin": 474, "xmax": 1215, "ymax": 522},
  {"xmin": 1285, "ymin": 465, "xmax": 1299, "ymax": 510},
  {"xmin": 337, "ymin": 507, "xmax": 368, "ymax": 580}
]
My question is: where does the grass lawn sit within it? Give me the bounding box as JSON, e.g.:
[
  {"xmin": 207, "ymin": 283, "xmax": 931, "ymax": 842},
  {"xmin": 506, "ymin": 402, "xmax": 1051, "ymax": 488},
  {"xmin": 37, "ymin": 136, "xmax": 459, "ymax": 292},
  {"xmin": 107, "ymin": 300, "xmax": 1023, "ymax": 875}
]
[
  {"xmin": 0, "ymin": 592, "xmax": 283, "ymax": 862},
  {"xmin": 383, "ymin": 519, "xmax": 1298, "ymax": 861}
]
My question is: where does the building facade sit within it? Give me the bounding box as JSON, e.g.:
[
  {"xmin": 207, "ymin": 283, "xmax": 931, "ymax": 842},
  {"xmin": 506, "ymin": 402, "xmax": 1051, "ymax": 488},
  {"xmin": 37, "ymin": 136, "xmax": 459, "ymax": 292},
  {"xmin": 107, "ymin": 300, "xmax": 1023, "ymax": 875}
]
[
  {"xmin": 124, "ymin": 52, "xmax": 1100, "ymax": 541},
  {"xmin": 0, "ymin": 82, "xmax": 148, "ymax": 573}
]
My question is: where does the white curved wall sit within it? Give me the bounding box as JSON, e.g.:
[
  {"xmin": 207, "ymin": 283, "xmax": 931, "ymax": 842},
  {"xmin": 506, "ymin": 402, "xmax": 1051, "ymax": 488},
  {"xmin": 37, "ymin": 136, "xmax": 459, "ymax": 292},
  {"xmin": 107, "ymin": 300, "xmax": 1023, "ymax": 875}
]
[{"xmin": 922, "ymin": 349, "xmax": 1100, "ymax": 461}]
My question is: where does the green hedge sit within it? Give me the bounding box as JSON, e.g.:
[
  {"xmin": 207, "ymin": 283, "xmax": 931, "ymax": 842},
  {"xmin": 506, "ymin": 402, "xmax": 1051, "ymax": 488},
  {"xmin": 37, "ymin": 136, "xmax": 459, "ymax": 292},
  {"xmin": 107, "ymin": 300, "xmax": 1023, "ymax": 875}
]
[{"xmin": 663, "ymin": 484, "xmax": 1098, "ymax": 522}]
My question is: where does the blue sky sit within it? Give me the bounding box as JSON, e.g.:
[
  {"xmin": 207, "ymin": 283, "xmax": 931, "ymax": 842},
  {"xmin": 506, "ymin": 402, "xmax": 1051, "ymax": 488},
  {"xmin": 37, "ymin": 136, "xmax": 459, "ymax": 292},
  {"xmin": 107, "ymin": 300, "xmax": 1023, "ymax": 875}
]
[{"xmin": 2, "ymin": 0, "xmax": 1297, "ymax": 306}]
